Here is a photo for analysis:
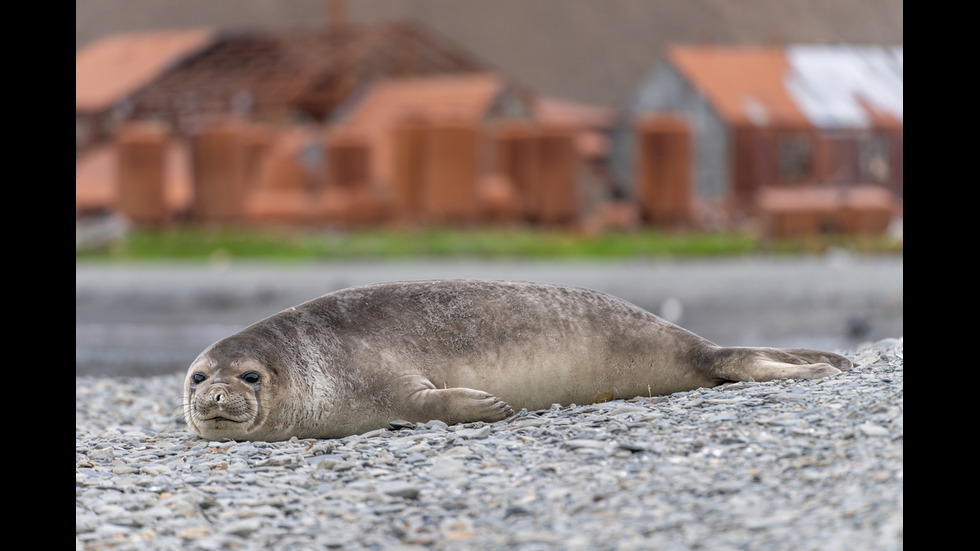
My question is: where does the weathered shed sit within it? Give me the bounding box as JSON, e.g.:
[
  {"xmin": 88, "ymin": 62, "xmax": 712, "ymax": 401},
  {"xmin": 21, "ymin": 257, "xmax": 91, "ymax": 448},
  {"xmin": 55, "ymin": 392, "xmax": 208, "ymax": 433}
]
[{"xmin": 614, "ymin": 44, "xmax": 903, "ymax": 230}]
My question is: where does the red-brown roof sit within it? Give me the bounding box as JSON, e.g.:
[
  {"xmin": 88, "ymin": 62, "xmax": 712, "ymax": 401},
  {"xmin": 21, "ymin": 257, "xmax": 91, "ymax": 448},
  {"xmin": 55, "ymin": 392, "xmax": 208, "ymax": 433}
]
[
  {"xmin": 75, "ymin": 28, "xmax": 217, "ymax": 113},
  {"xmin": 341, "ymin": 73, "xmax": 511, "ymax": 128},
  {"xmin": 666, "ymin": 44, "xmax": 903, "ymax": 129},
  {"xmin": 533, "ymin": 96, "xmax": 615, "ymax": 129},
  {"xmin": 668, "ymin": 45, "xmax": 809, "ymax": 128},
  {"xmin": 334, "ymin": 73, "xmax": 519, "ymax": 182}
]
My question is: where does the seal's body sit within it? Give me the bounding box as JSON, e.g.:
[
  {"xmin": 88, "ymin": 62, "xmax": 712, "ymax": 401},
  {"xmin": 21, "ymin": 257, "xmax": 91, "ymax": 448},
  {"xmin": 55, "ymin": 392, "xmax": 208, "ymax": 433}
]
[{"xmin": 184, "ymin": 280, "xmax": 851, "ymax": 441}]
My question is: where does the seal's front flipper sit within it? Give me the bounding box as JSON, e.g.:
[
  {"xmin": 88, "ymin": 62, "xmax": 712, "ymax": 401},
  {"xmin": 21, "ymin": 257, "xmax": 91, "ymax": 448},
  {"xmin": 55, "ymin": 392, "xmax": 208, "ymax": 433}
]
[
  {"xmin": 709, "ymin": 346, "xmax": 852, "ymax": 383},
  {"xmin": 409, "ymin": 387, "xmax": 515, "ymax": 425}
]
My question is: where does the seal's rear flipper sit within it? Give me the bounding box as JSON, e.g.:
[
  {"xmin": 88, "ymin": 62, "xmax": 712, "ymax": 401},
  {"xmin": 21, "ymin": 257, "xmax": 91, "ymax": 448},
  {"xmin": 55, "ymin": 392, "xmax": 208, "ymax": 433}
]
[
  {"xmin": 408, "ymin": 387, "xmax": 515, "ymax": 425},
  {"xmin": 778, "ymin": 348, "xmax": 853, "ymax": 371},
  {"xmin": 709, "ymin": 346, "xmax": 852, "ymax": 383}
]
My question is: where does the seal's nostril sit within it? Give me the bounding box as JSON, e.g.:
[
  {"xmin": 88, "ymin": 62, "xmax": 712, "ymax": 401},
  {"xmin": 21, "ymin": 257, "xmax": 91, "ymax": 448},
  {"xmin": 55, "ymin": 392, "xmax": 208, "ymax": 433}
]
[{"xmin": 210, "ymin": 392, "xmax": 223, "ymax": 404}]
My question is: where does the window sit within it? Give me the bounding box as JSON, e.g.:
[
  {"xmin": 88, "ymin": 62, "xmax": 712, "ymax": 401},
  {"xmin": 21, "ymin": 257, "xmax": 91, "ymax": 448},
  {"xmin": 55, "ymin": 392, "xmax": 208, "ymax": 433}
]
[
  {"xmin": 777, "ymin": 135, "xmax": 813, "ymax": 184},
  {"xmin": 859, "ymin": 135, "xmax": 891, "ymax": 184}
]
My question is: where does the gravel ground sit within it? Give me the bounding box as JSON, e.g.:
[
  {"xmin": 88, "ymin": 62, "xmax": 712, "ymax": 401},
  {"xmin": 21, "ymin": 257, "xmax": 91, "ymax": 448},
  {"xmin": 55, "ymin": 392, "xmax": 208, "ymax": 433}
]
[{"xmin": 75, "ymin": 337, "xmax": 903, "ymax": 550}]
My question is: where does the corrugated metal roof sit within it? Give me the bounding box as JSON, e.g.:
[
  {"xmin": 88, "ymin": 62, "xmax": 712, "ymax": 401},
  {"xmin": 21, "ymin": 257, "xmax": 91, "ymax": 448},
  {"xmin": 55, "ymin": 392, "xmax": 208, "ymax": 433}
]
[
  {"xmin": 75, "ymin": 28, "xmax": 217, "ymax": 113},
  {"xmin": 125, "ymin": 27, "xmax": 357, "ymax": 118},
  {"xmin": 784, "ymin": 45, "xmax": 903, "ymax": 129},
  {"xmin": 667, "ymin": 44, "xmax": 903, "ymax": 129}
]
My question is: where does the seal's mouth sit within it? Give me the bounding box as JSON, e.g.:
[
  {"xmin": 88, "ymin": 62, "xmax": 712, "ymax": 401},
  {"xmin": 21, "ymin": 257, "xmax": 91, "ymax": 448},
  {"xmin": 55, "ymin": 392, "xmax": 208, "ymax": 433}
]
[{"xmin": 205, "ymin": 416, "xmax": 244, "ymax": 423}]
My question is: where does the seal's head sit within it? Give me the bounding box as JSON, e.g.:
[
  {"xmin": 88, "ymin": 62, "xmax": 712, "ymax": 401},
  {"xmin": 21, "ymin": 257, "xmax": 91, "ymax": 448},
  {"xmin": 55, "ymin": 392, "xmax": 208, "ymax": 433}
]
[
  {"xmin": 183, "ymin": 347, "xmax": 278, "ymax": 441},
  {"xmin": 180, "ymin": 316, "xmax": 312, "ymax": 441},
  {"xmin": 182, "ymin": 308, "xmax": 350, "ymax": 441}
]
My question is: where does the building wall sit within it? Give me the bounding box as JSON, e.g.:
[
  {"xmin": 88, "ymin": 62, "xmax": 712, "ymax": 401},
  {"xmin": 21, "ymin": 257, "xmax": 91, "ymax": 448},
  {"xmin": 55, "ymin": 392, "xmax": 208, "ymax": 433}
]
[
  {"xmin": 732, "ymin": 126, "xmax": 903, "ymax": 204},
  {"xmin": 613, "ymin": 61, "xmax": 730, "ymax": 210}
]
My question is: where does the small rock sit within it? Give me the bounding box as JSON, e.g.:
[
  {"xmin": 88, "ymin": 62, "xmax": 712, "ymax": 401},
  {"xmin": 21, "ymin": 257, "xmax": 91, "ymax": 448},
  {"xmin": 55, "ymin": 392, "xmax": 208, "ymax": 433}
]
[{"xmin": 377, "ymin": 481, "xmax": 421, "ymax": 499}]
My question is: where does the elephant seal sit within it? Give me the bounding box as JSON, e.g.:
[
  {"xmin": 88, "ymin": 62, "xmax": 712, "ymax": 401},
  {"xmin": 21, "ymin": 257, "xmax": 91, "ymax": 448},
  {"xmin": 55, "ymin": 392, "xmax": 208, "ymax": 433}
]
[{"xmin": 184, "ymin": 280, "xmax": 852, "ymax": 441}]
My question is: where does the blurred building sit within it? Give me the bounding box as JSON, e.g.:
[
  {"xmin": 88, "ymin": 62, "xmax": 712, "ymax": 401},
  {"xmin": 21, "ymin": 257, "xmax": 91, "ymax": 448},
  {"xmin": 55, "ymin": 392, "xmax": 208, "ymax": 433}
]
[
  {"xmin": 76, "ymin": 11, "xmax": 902, "ymax": 237},
  {"xmin": 75, "ymin": 23, "xmax": 621, "ymax": 229},
  {"xmin": 76, "ymin": 0, "xmax": 905, "ymax": 110},
  {"xmin": 327, "ymin": 73, "xmax": 532, "ymax": 224},
  {"xmin": 328, "ymin": 74, "xmax": 621, "ymax": 227},
  {"xmin": 75, "ymin": 22, "xmax": 487, "ymax": 155},
  {"xmin": 75, "ymin": 22, "xmax": 490, "ymax": 223},
  {"xmin": 614, "ymin": 44, "xmax": 902, "ymax": 236}
]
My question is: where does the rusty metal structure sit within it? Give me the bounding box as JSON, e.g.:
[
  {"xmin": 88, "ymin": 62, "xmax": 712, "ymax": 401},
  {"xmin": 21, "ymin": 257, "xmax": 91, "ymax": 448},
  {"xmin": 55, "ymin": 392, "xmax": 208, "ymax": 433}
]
[{"xmin": 76, "ymin": 22, "xmax": 488, "ymax": 155}]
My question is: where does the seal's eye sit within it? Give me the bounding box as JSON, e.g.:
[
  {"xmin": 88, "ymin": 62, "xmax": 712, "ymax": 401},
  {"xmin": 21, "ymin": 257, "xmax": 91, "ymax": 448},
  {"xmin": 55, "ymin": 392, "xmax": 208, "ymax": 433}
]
[
  {"xmin": 191, "ymin": 373, "xmax": 207, "ymax": 384},
  {"xmin": 241, "ymin": 371, "xmax": 261, "ymax": 384}
]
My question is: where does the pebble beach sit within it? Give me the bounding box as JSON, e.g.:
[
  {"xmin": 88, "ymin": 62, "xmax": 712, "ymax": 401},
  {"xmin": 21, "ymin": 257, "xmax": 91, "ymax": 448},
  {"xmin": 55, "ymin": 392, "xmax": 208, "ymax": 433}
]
[{"xmin": 76, "ymin": 337, "xmax": 902, "ymax": 550}]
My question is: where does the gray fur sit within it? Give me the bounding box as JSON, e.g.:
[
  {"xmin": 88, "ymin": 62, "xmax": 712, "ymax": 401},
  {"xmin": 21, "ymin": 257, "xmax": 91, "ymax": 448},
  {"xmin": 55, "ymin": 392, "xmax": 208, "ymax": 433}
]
[{"xmin": 184, "ymin": 280, "xmax": 852, "ymax": 441}]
